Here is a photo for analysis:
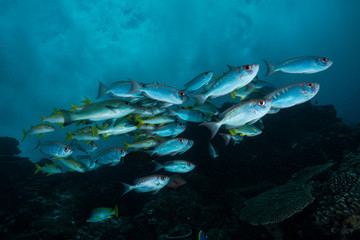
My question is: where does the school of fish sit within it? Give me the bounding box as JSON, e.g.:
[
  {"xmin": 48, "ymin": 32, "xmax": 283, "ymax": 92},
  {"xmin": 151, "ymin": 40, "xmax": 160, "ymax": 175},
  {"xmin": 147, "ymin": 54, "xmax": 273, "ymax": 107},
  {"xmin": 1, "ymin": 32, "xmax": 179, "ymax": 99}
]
[{"xmin": 23, "ymin": 56, "xmax": 333, "ymax": 222}]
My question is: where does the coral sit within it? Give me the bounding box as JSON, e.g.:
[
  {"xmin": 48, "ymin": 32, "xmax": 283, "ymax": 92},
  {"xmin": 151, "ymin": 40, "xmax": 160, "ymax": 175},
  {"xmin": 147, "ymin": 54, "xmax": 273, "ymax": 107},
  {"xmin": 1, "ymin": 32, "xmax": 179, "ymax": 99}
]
[
  {"xmin": 313, "ymin": 172, "xmax": 360, "ymax": 235},
  {"xmin": 240, "ymin": 163, "xmax": 333, "ymax": 225}
]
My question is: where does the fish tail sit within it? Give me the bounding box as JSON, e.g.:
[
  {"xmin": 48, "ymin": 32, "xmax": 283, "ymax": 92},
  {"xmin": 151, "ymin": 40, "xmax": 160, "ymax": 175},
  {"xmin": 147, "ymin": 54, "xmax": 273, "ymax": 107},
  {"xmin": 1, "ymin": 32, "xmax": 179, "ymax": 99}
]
[
  {"xmin": 152, "ymin": 161, "xmax": 163, "ymax": 172},
  {"xmin": 40, "ymin": 115, "xmax": 46, "ymax": 123},
  {"xmin": 58, "ymin": 123, "xmax": 64, "ymax": 129},
  {"xmin": 219, "ymin": 133, "xmax": 231, "ymax": 146},
  {"xmin": 97, "ymin": 80, "xmax": 109, "ymax": 99},
  {"xmin": 81, "ymin": 96, "xmax": 92, "ymax": 105},
  {"xmin": 34, "ymin": 140, "xmax": 41, "ymax": 151},
  {"xmin": 65, "ymin": 131, "xmax": 74, "ymax": 141},
  {"xmin": 22, "ymin": 129, "xmax": 27, "ymax": 142},
  {"xmin": 34, "ymin": 163, "xmax": 41, "ymax": 174},
  {"xmin": 263, "ymin": 59, "xmax": 276, "ymax": 76},
  {"xmin": 114, "ymin": 205, "xmax": 119, "ymax": 218},
  {"xmin": 231, "ymin": 91, "xmax": 236, "ymax": 99},
  {"xmin": 60, "ymin": 110, "xmax": 77, "ymax": 126},
  {"xmin": 120, "ymin": 182, "xmax": 134, "ymax": 197},
  {"xmin": 200, "ymin": 121, "xmax": 221, "ymax": 139},
  {"xmin": 136, "ymin": 118, "xmax": 144, "ymax": 129},
  {"xmin": 191, "ymin": 94, "xmax": 207, "ymax": 105},
  {"xmin": 122, "ymin": 141, "xmax": 130, "ymax": 149},
  {"xmin": 91, "ymin": 126, "xmax": 99, "ymax": 137},
  {"xmin": 70, "ymin": 104, "xmax": 80, "ymax": 112},
  {"xmin": 167, "ymin": 109, "xmax": 176, "ymax": 117},
  {"xmin": 229, "ymin": 129, "xmax": 237, "ymax": 136},
  {"xmin": 128, "ymin": 79, "xmax": 141, "ymax": 94}
]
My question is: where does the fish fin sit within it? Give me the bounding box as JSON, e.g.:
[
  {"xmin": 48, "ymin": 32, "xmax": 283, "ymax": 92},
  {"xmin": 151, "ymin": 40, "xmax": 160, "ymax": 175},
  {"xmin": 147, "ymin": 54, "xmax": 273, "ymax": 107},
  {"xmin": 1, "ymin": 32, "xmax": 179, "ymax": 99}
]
[
  {"xmin": 152, "ymin": 189, "xmax": 161, "ymax": 195},
  {"xmin": 40, "ymin": 115, "xmax": 46, "ymax": 123},
  {"xmin": 219, "ymin": 133, "xmax": 231, "ymax": 146},
  {"xmin": 191, "ymin": 94, "xmax": 207, "ymax": 105},
  {"xmin": 240, "ymin": 133, "xmax": 245, "ymax": 136},
  {"xmin": 152, "ymin": 161, "xmax": 163, "ymax": 172},
  {"xmin": 136, "ymin": 118, "xmax": 144, "ymax": 129},
  {"xmin": 60, "ymin": 110, "xmax": 77, "ymax": 126},
  {"xmin": 184, "ymin": 105, "xmax": 192, "ymax": 109},
  {"xmin": 53, "ymin": 107, "xmax": 60, "ymax": 113},
  {"xmin": 263, "ymin": 59, "xmax": 276, "ymax": 76},
  {"xmin": 114, "ymin": 205, "xmax": 118, "ymax": 218},
  {"xmin": 167, "ymin": 109, "xmax": 176, "ymax": 117},
  {"xmin": 47, "ymin": 173, "xmax": 53, "ymax": 176},
  {"xmin": 200, "ymin": 121, "xmax": 221, "ymax": 139},
  {"xmin": 34, "ymin": 164, "xmax": 41, "ymax": 174},
  {"xmin": 214, "ymin": 76, "xmax": 219, "ymax": 79},
  {"xmin": 229, "ymin": 129, "xmax": 237, "ymax": 136},
  {"xmin": 97, "ymin": 80, "xmax": 109, "ymax": 99},
  {"xmin": 65, "ymin": 131, "xmax": 73, "ymax": 142},
  {"xmin": 227, "ymin": 64, "xmax": 236, "ymax": 71},
  {"xmin": 120, "ymin": 182, "xmax": 134, "ymax": 197},
  {"xmin": 34, "ymin": 140, "xmax": 41, "ymax": 151},
  {"xmin": 22, "ymin": 129, "xmax": 27, "ymax": 142},
  {"xmin": 105, "ymin": 106, "xmax": 117, "ymax": 112},
  {"xmin": 103, "ymin": 135, "xmax": 110, "ymax": 141},
  {"xmin": 38, "ymin": 133, "xmax": 44, "ymax": 138},
  {"xmin": 122, "ymin": 142, "xmax": 130, "ymax": 149},
  {"xmin": 231, "ymin": 91, "xmax": 236, "ymax": 99},
  {"xmin": 58, "ymin": 123, "xmax": 64, "ymax": 128},
  {"xmin": 128, "ymin": 79, "xmax": 141, "ymax": 94}
]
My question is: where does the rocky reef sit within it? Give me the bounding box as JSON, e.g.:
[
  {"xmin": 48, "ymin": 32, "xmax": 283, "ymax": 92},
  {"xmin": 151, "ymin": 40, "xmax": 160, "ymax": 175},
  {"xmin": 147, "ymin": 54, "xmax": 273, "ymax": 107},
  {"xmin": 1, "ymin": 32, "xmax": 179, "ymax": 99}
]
[{"xmin": 1, "ymin": 102, "xmax": 360, "ymax": 240}]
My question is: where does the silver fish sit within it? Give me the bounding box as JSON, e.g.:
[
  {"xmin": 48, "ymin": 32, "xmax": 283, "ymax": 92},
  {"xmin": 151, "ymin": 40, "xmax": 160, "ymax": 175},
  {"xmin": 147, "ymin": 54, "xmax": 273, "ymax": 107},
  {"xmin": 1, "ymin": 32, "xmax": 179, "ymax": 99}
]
[{"xmin": 121, "ymin": 175, "xmax": 170, "ymax": 196}]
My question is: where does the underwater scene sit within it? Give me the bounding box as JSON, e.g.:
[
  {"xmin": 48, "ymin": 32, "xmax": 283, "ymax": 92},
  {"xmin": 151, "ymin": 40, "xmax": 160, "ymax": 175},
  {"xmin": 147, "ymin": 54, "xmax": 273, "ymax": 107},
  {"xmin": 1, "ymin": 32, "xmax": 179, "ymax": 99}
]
[{"xmin": 1, "ymin": 1, "xmax": 360, "ymax": 240}]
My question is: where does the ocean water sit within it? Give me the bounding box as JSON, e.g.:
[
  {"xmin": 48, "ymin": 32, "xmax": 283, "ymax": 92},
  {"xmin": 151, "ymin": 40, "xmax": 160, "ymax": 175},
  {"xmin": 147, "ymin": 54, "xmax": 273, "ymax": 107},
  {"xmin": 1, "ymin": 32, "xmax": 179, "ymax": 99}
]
[{"xmin": 1, "ymin": 1, "xmax": 360, "ymax": 239}]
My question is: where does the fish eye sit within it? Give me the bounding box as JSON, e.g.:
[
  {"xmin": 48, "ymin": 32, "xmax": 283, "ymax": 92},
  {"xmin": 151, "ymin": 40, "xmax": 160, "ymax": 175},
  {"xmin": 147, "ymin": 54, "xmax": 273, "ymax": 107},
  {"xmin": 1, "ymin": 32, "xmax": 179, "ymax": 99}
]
[
  {"xmin": 125, "ymin": 101, "xmax": 130, "ymax": 105},
  {"xmin": 160, "ymin": 176, "xmax": 166, "ymax": 181},
  {"xmin": 306, "ymin": 83, "xmax": 313, "ymax": 88},
  {"xmin": 244, "ymin": 65, "xmax": 251, "ymax": 71},
  {"xmin": 187, "ymin": 162, "xmax": 192, "ymax": 167},
  {"xmin": 205, "ymin": 72, "xmax": 209, "ymax": 75},
  {"xmin": 320, "ymin": 57, "xmax": 328, "ymax": 63},
  {"xmin": 179, "ymin": 123, "xmax": 183, "ymax": 127},
  {"xmin": 64, "ymin": 147, "xmax": 69, "ymax": 152},
  {"xmin": 178, "ymin": 139, "xmax": 183, "ymax": 143},
  {"xmin": 178, "ymin": 91, "xmax": 185, "ymax": 97},
  {"xmin": 201, "ymin": 113, "xmax": 205, "ymax": 117},
  {"xmin": 257, "ymin": 100, "xmax": 266, "ymax": 106}
]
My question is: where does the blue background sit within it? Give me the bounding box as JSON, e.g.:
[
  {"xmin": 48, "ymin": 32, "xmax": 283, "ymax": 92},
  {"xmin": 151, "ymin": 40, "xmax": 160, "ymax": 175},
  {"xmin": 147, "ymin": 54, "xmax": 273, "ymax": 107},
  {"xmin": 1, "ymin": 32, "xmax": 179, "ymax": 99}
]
[{"xmin": 0, "ymin": 0, "xmax": 359, "ymax": 157}]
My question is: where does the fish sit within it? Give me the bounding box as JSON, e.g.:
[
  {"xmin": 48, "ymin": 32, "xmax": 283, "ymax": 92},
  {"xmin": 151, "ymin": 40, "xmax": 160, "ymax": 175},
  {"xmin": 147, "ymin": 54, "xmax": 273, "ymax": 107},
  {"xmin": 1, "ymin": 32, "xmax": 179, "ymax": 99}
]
[
  {"xmin": 200, "ymin": 99, "xmax": 272, "ymax": 138},
  {"xmin": 265, "ymin": 82, "xmax": 320, "ymax": 109},
  {"xmin": 228, "ymin": 124, "xmax": 262, "ymax": 137},
  {"xmin": 76, "ymin": 155, "xmax": 96, "ymax": 170},
  {"xmin": 191, "ymin": 102, "xmax": 219, "ymax": 116},
  {"xmin": 34, "ymin": 163, "xmax": 62, "ymax": 176},
  {"xmin": 144, "ymin": 122, "xmax": 186, "ymax": 138},
  {"xmin": 22, "ymin": 124, "xmax": 55, "ymax": 142},
  {"xmin": 166, "ymin": 174, "xmax": 187, "ymax": 189},
  {"xmin": 40, "ymin": 108, "xmax": 65, "ymax": 124},
  {"xmin": 97, "ymin": 80, "xmax": 142, "ymax": 98},
  {"xmin": 231, "ymin": 82, "xmax": 259, "ymax": 100},
  {"xmin": 60, "ymin": 99, "xmax": 135, "ymax": 126},
  {"xmin": 34, "ymin": 141, "xmax": 74, "ymax": 158},
  {"xmin": 184, "ymin": 71, "xmax": 214, "ymax": 93},
  {"xmin": 91, "ymin": 121, "xmax": 137, "ymax": 139},
  {"xmin": 148, "ymin": 138, "xmax": 191, "ymax": 156},
  {"xmin": 167, "ymin": 108, "xmax": 206, "ymax": 123},
  {"xmin": 192, "ymin": 64, "xmax": 259, "ymax": 105},
  {"xmin": 123, "ymin": 138, "xmax": 159, "ymax": 150},
  {"xmin": 219, "ymin": 133, "xmax": 244, "ymax": 146},
  {"xmin": 153, "ymin": 160, "xmax": 195, "ymax": 173},
  {"xmin": 66, "ymin": 130, "xmax": 101, "ymax": 142},
  {"xmin": 94, "ymin": 148, "xmax": 128, "ymax": 165},
  {"xmin": 136, "ymin": 115, "xmax": 176, "ymax": 128},
  {"xmin": 208, "ymin": 141, "xmax": 219, "ymax": 158},
  {"xmin": 129, "ymin": 80, "xmax": 189, "ymax": 104},
  {"xmin": 198, "ymin": 230, "xmax": 208, "ymax": 240},
  {"xmin": 263, "ymin": 56, "xmax": 333, "ymax": 76},
  {"xmin": 87, "ymin": 206, "xmax": 118, "ymax": 222},
  {"xmin": 55, "ymin": 157, "xmax": 86, "ymax": 173},
  {"xmin": 70, "ymin": 141, "xmax": 98, "ymax": 153},
  {"xmin": 121, "ymin": 175, "xmax": 170, "ymax": 196}
]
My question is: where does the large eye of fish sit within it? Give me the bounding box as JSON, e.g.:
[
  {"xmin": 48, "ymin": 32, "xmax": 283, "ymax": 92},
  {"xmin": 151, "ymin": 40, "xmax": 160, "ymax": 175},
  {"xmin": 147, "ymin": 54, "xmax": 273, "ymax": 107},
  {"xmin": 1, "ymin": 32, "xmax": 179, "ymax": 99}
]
[
  {"xmin": 320, "ymin": 57, "xmax": 328, "ymax": 63},
  {"xmin": 244, "ymin": 65, "xmax": 252, "ymax": 71},
  {"xmin": 160, "ymin": 176, "xmax": 166, "ymax": 181},
  {"xmin": 178, "ymin": 139, "xmax": 184, "ymax": 143},
  {"xmin": 187, "ymin": 162, "xmax": 192, "ymax": 167},
  {"xmin": 205, "ymin": 72, "xmax": 209, "ymax": 75},
  {"xmin": 306, "ymin": 83, "xmax": 313, "ymax": 88},
  {"xmin": 120, "ymin": 149, "xmax": 124, "ymax": 154},
  {"xmin": 64, "ymin": 147, "xmax": 69, "ymax": 152},
  {"xmin": 125, "ymin": 101, "xmax": 130, "ymax": 105},
  {"xmin": 90, "ymin": 142, "xmax": 94, "ymax": 147},
  {"xmin": 178, "ymin": 91, "xmax": 185, "ymax": 97},
  {"xmin": 179, "ymin": 123, "xmax": 183, "ymax": 127},
  {"xmin": 257, "ymin": 100, "xmax": 266, "ymax": 107}
]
